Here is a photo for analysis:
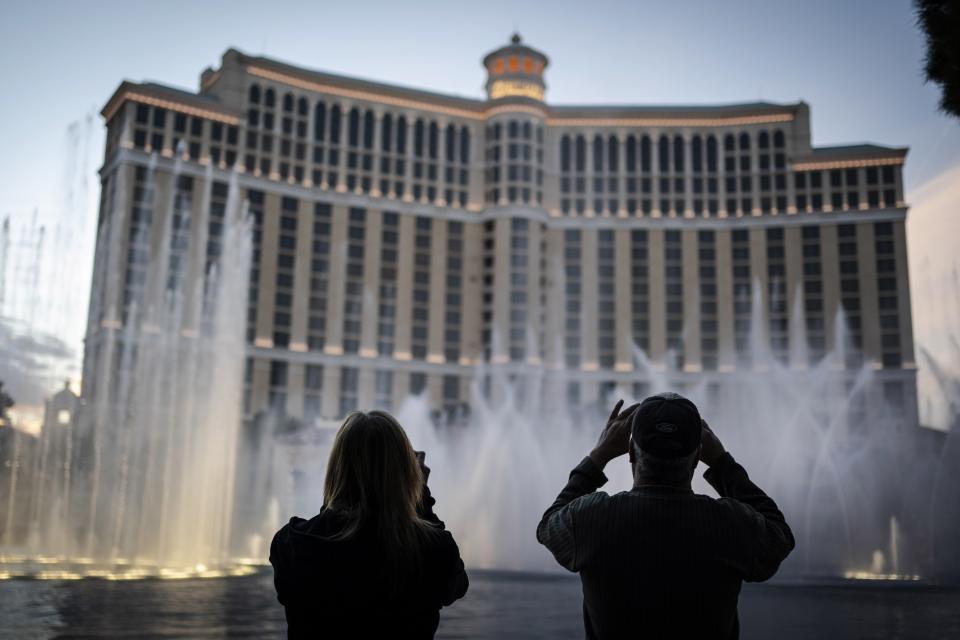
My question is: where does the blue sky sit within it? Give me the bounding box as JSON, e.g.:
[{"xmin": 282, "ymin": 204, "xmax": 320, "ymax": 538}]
[{"xmin": 0, "ymin": 0, "xmax": 958, "ymax": 427}]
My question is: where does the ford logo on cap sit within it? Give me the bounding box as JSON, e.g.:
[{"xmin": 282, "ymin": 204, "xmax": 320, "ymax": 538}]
[{"xmin": 655, "ymin": 422, "xmax": 678, "ymax": 433}]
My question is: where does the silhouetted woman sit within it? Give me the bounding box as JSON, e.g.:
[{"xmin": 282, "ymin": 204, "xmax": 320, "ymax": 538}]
[{"xmin": 270, "ymin": 410, "xmax": 468, "ymax": 639}]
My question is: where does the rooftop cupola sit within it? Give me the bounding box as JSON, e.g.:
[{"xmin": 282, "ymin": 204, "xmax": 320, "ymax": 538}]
[{"xmin": 482, "ymin": 33, "xmax": 549, "ymax": 103}]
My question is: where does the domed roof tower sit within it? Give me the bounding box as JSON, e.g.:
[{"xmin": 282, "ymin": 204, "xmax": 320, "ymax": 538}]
[{"xmin": 482, "ymin": 33, "xmax": 549, "ymax": 104}]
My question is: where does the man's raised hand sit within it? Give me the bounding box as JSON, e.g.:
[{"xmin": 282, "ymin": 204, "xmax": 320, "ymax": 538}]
[{"xmin": 589, "ymin": 399, "xmax": 640, "ymax": 468}]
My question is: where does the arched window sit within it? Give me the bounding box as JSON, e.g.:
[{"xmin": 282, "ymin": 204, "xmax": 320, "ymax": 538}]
[
  {"xmin": 428, "ymin": 121, "xmax": 438, "ymax": 159},
  {"xmin": 363, "ymin": 110, "xmax": 374, "ymax": 149},
  {"xmin": 608, "ymin": 135, "xmax": 618, "ymax": 172},
  {"xmin": 773, "ymin": 130, "xmax": 785, "ymax": 148},
  {"xmin": 625, "ymin": 135, "xmax": 636, "ymax": 172},
  {"xmin": 264, "ymin": 88, "xmax": 276, "ymax": 108},
  {"xmin": 381, "ymin": 114, "xmax": 393, "ymax": 152},
  {"xmin": 348, "ymin": 108, "xmax": 360, "ymax": 147},
  {"xmin": 641, "ymin": 136, "xmax": 651, "ymax": 173},
  {"xmin": 738, "ymin": 132, "xmax": 750, "ymax": 150},
  {"xmin": 396, "ymin": 116, "xmax": 407, "ymax": 154},
  {"xmin": 249, "ymin": 84, "xmax": 261, "ymax": 104},
  {"xmin": 593, "ymin": 135, "xmax": 604, "ymax": 172},
  {"xmin": 329, "ymin": 105, "xmax": 341, "ymax": 143},
  {"xmin": 691, "ymin": 135, "xmax": 703, "ymax": 172},
  {"xmin": 414, "ymin": 119, "xmax": 425, "ymax": 157},
  {"xmin": 575, "ymin": 136, "xmax": 586, "ymax": 172},
  {"xmin": 706, "ymin": 135, "xmax": 718, "ymax": 172},
  {"xmin": 459, "ymin": 127, "xmax": 470, "ymax": 164},
  {"xmin": 522, "ymin": 121, "xmax": 532, "ymax": 139},
  {"xmin": 446, "ymin": 123, "xmax": 456, "ymax": 162},
  {"xmin": 658, "ymin": 136, "xmax": 670, "ymax": 173},
  {"xmin": 758, "ymin": 131, "xmax": 770, "ymax": 149},
  {"xmin": 508, "ymin": 120, "xmax": 519, "ymax": 138},
  {"xmin": 536, "ymin": 126, "xmax": 543, "ymax": 144},
  {"xmin": 283, "ymin": 93, "xmax": 294, "ymax": 112},
  {"xmin": 313, "ymin": 101, "xmax": 326, "ymax": 142},
  {"xmin": 673, "ymin": 135, "xmax": 684, "ymax": 173},
  {"xmin": 724, "ymin": 134, "xmax": 735, "ymax": 152},
  {"xmin": 560, "ymin": 135, "xmax": 571, "ymax": 172},
  {"xmin": 493, "ymin": 122, "xmax": 502, "ymax": 140},
  {"xmin": 298, "ymin": 97, "xmax": 308, "ymax": 116}
]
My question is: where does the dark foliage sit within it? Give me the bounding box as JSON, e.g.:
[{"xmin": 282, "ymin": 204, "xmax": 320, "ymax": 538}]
[
  {"xmin": 915, "ymin": 0, "xmax": 960, "ymax": 118},
  {"xmin": 0, "ymin": 381, "xmax": 13, "ymax": 421}
]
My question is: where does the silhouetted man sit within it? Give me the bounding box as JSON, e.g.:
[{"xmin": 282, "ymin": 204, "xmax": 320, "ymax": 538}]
[{"xmin": 537, "ymin": 393, "xmax": 795, "ymax": 639}]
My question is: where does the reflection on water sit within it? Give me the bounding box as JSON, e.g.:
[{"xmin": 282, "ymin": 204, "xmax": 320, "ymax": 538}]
[{"xmin": 1, "ymin": 570, "xmax": 959, "ymax": 639}]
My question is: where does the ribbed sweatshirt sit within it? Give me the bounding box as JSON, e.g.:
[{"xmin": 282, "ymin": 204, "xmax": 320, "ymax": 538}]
[{"xmin": 537, "ymin": 452, "xmax": 795, "ymax": 640}]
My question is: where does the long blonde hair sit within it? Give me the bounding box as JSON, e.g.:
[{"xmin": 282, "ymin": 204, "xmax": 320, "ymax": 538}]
[{"xmin": 323, "ymin": 410, "xmax": 434, "ymax": 575}]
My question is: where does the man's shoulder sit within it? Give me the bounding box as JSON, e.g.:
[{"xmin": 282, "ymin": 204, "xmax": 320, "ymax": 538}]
[{"xmin": 568, "ymin": 489, "xmax": 614, "ymax": 511}]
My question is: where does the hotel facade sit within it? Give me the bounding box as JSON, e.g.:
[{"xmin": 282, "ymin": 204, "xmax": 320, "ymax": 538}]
[{"xmin": 84, "ymin": 35, "xmax": 918, "ymax": 425}]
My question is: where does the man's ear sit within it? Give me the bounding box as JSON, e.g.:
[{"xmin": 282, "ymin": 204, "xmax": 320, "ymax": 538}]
[{"xmin": 628, "ymin": 437, "xmax": 636, "ymax": 464}]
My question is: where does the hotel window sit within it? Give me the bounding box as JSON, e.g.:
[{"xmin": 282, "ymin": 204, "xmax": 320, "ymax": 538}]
[
  {"xmin": 378, "ymin": 211, "xmax": 399, "ymax": 355},
  {"xmin": 699, "ymin": 231, "xmax": 718, "ymax": 370},
  {"xmin": 630, "ymin": 230, "xmax": 650, "ymax": 354},
  {"xmin": 342, "ymin": 208, "xmax": 365, "ymax": 354},
  {"xmin": 757, "ymin": 131, "xmax": 777, "ymax": 214},
  {"xmin": 485, "ymin": 123, "xmax": 501, "ymax": 205},
  {"xmin": 664, "ymin": 230, "xmax": 684, "ymax": 368},
  {"xmin": 269, "ymin": 360, "xmax": 288, "ymax": 411},
  {"xmin": 874, "ymin": 222, "xmax": 901, "ymax": 367},
  {"xmin": 766, "ymin": 228, "xmax": 788, "ymax": 362},
  {"xmin": 374, "ymin": 370, "xmax": 393, "ymax": 411},
  {"xmin": 442, "ymin": 375, "xmax": 461, "ymax": 418},
  {"xmin": 409, "ymin": 372, "xmax": 427, "ymax": 397},
  {"xmin": 481, "ymin": 220, "xmax": 495, "ymax": 360},
  {"xmin": 445, "ymin": 221, "xmax": 465, "ymax": 362},
  {"xmin": 131, "ymin": 102, "xmax": 166, "ymax": 154},
  {"xmin": 837, "ymin": 224, "xmax": 863, "ymax": 366},
  {"xmin": 165, "ymin": 176, "xmax": 193, "ymax": 294},
  {"xmin": 564, "ymin": 229, "xmax": 582, "ymax": 367},
  {"xmin": 273, "ymin": 197, "xmax": 298, "ymax": 348},
  {"xmin": 509, "ymin": 218, "xmax": 529, "ymax": 361},
  {"xmin": 277, "ymin": 92, "xmax": 307, "ymax": 183},
  {"xmin": 801, "ymin": 226, "xmax": 825, "ymax": 363},
  {"xmin": 326, "ymin": 104, "xmax": 342, "ymax": 188},
  {"xmin": 339, "ymin": 366, "xmax": 358, "ymax": 416},
  {"xmin": 495, "ymin": 119, "xmax": 539, "ymax": 206},
  {"xmin": 412, "ymin": 118, "xmax": 439, "ymax": 202},
  {"xmin": 342, "ymin": 108, "xmax": 375, "ymax": 193},
  {"xmin": 245, "ymin": 190, "xmax": 265, "ymax": 343},
  {"xmin": 122, "ymin": 165, "xmax": 155, "ymax": 324},
  {"xmin": 307, "ymin": 203, "xmax": 332, "ymax": 351},
  {"xmin": 411, "ymin": 216, "xmax": 432, "ymax": 360},
  {"xmin": 731, "ymin": 229, "xmax": 752, "ymax": 363},
  {"xmin": 560, "ymin": 134, "xmax": 572, "ymax": 213},
  {"xmin": 172, "ymin": 114, "xmax": 204, "ymax": 162},
  {"xmin": 304, "ymin": 364, "xmax": 323, "ymax": 421},
  {"xmin": 597, "ymin": 230, "xmax": 616, "ymax": 367},
  {"xmin": 246, "ymin": 86, "xmax": 275, "ymax": 177},
  {"xmin": 204, "ymin": 181, "xmax": 229, "ymax": 294},
  {"xmin": 443, "ymin": 123, "xmax": 470, "ymax": 207}
]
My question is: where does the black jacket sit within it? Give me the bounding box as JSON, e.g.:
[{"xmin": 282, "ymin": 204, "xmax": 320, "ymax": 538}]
[
  {"xmin": 270, "ymin": 485, "xmax": 468, "ymax": 639},
  {"xmin": 537, "ymin": 453, "xmax": 795, "ymax": 640}
]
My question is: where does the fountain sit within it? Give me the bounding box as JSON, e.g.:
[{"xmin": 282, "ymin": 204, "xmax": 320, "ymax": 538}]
[
  {"xmin": 0, "ymin": 147, "xmax": 958, "ymax": 584},
  {"xmin": 0, "ymin": 151, "xmax": 255, "ymax": 579}
]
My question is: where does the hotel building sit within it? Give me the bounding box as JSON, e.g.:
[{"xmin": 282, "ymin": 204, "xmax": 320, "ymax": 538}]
[{"xmin": 84, "ymin": 35, "xmax": 918, "ymax": 425}]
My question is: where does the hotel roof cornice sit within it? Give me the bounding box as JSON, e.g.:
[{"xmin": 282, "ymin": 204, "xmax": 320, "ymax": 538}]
[{"xmin": 101, "ymin": 40, "xmax": 907, "ymax": 166}]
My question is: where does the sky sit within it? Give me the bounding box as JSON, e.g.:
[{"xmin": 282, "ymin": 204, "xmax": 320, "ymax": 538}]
[{"xmin": 0, "ymin": 0, "xmax": 958, "ymax": 429}]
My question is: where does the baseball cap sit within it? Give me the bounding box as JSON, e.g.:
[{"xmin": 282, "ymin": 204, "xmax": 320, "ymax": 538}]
[{"xmin": 630, "ymin": 392, "xmax": 702, "ymax": 458}]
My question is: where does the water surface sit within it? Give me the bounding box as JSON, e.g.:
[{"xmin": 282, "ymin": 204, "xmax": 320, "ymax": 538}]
[{"xmin": 1, "ymin": 569, "xmax": 958, "ymax": 639}]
